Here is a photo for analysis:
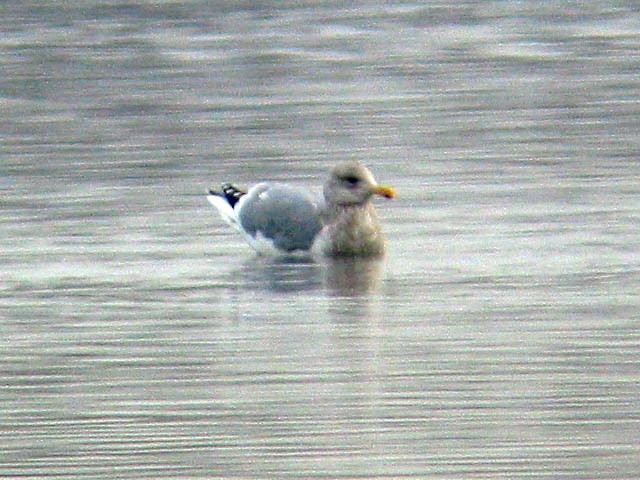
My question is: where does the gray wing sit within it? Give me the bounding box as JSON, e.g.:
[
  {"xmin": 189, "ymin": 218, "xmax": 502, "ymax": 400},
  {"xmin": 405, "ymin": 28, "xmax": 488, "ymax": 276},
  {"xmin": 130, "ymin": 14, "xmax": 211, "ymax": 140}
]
[{"xmin": 237, "ymin": 183, "xmax": 323, "ymax": 252}]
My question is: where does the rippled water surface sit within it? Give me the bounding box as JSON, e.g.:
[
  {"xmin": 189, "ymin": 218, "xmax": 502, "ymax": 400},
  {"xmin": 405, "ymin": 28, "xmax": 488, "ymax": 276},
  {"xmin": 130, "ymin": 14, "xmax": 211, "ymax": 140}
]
[{"xmin": 2, "ymin": 1, "xmax": 639, "ymax": 479}]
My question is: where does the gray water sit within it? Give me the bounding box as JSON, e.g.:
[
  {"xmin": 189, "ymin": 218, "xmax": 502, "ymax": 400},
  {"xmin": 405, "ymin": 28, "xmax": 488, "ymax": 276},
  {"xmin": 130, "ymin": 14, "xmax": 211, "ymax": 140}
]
[{"xmin": 1, "ymin": 1, "xmax": 639, "ymax": 479}]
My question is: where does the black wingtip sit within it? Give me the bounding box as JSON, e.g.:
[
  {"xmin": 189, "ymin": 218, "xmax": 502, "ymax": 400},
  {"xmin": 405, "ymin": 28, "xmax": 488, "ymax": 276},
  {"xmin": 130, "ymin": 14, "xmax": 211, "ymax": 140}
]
[
  {"xmin": 222, "ymin": 184, "xmax": 246, "ymax": 208},
  {"xmin": 208, "ymin": 183, "xmax": 246, "ymax": 207}
]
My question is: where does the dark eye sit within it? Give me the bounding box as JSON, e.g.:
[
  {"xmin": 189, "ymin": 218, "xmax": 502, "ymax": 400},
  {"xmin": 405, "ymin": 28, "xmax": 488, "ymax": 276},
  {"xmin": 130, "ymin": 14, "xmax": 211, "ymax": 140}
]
[{"xmin": 343, "ymin": 176, "xmax": 359, "ymax": 186}]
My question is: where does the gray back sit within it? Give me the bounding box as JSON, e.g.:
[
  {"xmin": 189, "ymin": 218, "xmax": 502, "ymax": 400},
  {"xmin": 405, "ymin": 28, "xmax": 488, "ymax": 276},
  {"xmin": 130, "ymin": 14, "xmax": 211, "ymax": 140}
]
[{"xmin": 238, "ymin": 183, "xmax": 323, "ymax": 252}]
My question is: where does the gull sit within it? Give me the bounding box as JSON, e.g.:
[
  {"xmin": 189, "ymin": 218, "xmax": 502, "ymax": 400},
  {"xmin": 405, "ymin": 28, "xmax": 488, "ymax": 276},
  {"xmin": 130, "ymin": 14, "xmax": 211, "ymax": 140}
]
[{"xmin": 207, "ymin": 162, "xmax": 395, "ymax": 257}]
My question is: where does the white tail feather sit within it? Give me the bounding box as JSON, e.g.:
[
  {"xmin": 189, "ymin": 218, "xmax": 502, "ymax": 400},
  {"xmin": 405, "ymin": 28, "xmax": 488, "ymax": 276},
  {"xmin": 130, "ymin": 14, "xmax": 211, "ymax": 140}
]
[{"xmin": 207, "ymin": 194, "xmax": 242, "ymax": 231}]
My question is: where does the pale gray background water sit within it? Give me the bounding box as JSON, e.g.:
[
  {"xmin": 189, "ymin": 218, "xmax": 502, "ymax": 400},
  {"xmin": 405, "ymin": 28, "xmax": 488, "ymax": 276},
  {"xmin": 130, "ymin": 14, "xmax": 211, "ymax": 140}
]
[{"xmin": 1, "ymin": 1, "xmax": 639, "ymax": 479}]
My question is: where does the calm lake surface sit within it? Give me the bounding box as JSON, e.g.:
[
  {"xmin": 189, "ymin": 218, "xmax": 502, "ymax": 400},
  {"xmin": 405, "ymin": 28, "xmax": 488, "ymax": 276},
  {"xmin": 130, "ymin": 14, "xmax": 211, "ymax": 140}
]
[{"xmin": 1, "ymin": 1, "xmax": 639, "ymax": 479}]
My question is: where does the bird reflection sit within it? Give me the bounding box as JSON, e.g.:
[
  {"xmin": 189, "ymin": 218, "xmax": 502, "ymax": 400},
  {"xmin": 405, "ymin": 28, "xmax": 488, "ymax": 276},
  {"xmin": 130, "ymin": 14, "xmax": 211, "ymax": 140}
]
[
  {"xmin": 237, "ymin": 255, "xmax": 323, "ymax": 293},
  {"xmin": 322, "ymin": 257, "xmax": 384, "ymax": 296},
  {"xmin": 231, "ymin": 255, "xmax": 384, "ymax": 296}
]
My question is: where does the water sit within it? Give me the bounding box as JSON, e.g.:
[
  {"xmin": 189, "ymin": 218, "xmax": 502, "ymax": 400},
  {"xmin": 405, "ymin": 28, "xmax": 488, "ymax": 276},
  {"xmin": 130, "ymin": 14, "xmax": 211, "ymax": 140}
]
[{"xmin": 1, "ymin": 1, "xmax": 639, "ymax": 478}]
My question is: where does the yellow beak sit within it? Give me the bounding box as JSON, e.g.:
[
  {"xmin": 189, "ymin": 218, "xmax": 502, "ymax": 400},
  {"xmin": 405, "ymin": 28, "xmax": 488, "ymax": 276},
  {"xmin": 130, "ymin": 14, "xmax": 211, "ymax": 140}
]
[{"xmin": 370, "ymin": 184, "xmax": 395, "ymax": 199}]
